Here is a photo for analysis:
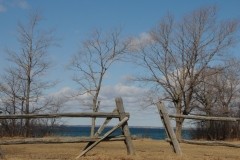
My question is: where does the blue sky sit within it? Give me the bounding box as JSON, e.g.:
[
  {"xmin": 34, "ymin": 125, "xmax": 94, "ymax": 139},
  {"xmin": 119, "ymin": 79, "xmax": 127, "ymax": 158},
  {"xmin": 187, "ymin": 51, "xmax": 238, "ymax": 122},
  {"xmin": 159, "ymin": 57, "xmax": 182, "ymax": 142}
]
[{"xmin": 0, "ymin": 0, "xmax": 240, "ymax": 127}]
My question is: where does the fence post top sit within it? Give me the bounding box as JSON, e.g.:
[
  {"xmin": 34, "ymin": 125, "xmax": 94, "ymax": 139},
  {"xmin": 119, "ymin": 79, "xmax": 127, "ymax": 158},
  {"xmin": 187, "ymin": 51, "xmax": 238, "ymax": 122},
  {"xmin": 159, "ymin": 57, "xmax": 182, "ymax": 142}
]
[{"xmin": 115, "ymin": 97, "xmax": 123, "ymax": 101}]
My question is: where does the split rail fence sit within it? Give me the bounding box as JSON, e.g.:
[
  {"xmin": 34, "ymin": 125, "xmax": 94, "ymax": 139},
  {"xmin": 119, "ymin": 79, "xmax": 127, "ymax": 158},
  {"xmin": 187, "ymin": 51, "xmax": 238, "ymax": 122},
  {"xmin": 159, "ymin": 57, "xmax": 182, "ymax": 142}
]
[
  {"xmin": 157, "ymin": 102, "xmax": 240, "ymax": 155},
  {"xmin": 0, "ymin": 97, "xmax": 135, "ymax": 159}
]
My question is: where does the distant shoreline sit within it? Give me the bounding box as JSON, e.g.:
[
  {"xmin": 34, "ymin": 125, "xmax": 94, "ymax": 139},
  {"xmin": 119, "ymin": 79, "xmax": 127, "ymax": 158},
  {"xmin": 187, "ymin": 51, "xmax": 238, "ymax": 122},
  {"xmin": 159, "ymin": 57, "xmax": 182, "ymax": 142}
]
[
  {"xmin": 52, "ymin": 126, "xmax": 193, "ymax": 140},
  {"xmin": 58, "ymin": 125, "xmax": 193, "ymax": 130}
]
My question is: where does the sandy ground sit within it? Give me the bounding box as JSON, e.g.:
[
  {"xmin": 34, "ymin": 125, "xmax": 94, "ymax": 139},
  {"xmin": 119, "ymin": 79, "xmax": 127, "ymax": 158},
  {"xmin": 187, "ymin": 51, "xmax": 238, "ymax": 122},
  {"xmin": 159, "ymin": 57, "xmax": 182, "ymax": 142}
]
[{"xmin": 1, "ymin": 138, "xmax": 240, "ymax": 160}]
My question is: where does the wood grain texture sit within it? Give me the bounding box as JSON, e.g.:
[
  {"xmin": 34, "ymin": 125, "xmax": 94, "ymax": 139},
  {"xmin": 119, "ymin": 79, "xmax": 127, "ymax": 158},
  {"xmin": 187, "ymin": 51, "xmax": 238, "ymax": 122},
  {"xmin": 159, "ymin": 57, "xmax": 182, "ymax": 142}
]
[
  {"xmin": 0, "ymin": 136, "xmax": 126, "ymax": 145},
  {"xmin": 157, "ymin": 102, "xmax": 182, "ymax": 154},
  {"xmin": 76, "ymin": 117, "xmax": 129, "ymax": 159},
  {"xmin": 115, "ymin": 97, "xmax": 135, "ymax": 155},
  {"xmin": 168, "ymin": 114, "xmax": 239, "ymax": 121},
  {"xmin": 0, "ymin": 112, "xmax": 129, "ymax": 119}
]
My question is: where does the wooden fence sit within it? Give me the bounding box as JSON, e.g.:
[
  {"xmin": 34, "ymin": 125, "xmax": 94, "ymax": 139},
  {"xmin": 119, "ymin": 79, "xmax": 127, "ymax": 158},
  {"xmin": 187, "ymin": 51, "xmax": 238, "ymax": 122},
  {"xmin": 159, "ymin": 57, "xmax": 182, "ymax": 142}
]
[
  {"xmin": 0, "ymin": 97, "xmax": 135, "ymax": 159},
  {"xmin": 157, "ymin": 102, "xmax": 182, "ymax": 154},
  {"xmin": 157, "ymin": 102, "xmax": 240, "ymax": 155}
]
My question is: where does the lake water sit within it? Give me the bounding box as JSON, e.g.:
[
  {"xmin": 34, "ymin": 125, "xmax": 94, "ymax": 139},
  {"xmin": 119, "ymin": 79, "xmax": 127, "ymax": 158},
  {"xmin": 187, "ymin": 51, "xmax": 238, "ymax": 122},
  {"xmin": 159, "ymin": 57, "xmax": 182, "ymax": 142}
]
[{"xmin": 53, "ymin": 126, "xmax": 192, "ymax": 140}]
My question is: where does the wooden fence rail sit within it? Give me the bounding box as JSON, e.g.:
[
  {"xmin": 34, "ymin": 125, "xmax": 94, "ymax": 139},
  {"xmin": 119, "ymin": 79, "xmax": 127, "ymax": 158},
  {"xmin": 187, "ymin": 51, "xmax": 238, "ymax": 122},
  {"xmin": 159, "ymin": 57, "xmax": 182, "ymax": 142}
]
[
  {"xmin": 158, "ymin": 102, "xmax": 240, "ymax": 155},
  {"xmin": 0, "ymin": 97, "xmax": 135, "ymax": 159},
  {"xmin": 157, "ymin": 102, "xmax": 182, "ymax": 155},
  {"xmin": 0, "ymin": 136, "xmax": 128, "ymax": 145},
  {"xmin": 0, "ymin": 112, "xmax": 129, "ymax": 119},
  {"xmin": 76, "ymin": 117, "xmax": 129, "ymax": 158},
  {"xmin": 166, "ymin": 138, "xmax": 240, "ymax": 148},
  {"xmin": 168, "ymin": 114, "xmax": 240, "ymax": 121}
]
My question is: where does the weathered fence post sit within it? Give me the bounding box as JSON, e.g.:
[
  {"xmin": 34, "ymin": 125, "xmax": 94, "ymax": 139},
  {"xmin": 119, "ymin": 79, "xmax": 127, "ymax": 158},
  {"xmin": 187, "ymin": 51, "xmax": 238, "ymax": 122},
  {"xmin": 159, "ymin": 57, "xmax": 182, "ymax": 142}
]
[
  {"xmin": 83, "ymin": 107, "xmax": 118, "ymax": 151},
  {"xmin": 76, "ymin": 117, "xmax": 129, "ymax": 159},
  {"xmin": 157, "ymin": 102, "xmax": 182, "ymax": 154},
  {"xmin": 0, "ymin": 111, "xmax": 4, "ymax": 159},
  {"xmin": 94, "ymin": 107, "xmax": 118, "ymax": 137},
  {"xmin": 115, "ymin": 97, "xmax": 135, "ymax": 155},
  {"xmin": 0, "ymin": 146, "xmax": 4, "ymax": 159},
  {"xmin": 0, "ymin": 99, "xmax": 134, "ymax": 158}
]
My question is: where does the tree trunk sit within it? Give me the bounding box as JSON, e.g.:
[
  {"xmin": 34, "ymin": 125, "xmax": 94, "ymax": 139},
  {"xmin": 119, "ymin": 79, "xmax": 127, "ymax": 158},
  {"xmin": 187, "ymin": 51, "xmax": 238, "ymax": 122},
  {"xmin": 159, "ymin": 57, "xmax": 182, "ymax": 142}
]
[
  {"xmin": 25, "ymin": 64, "xmax": 31, "ymax": 137},
  {"xmin": 25, "ymin": 88, "xmax": 30, "ymax": 137},
  {"xmin": 11, "ymin": 95, "xmax": 16, "ymax": 137},
  {"xmin": 175, "ymin": 101, "xmax": 184, "ymax": 141},
  {"xmin": 175, "ymin": 118, "xmax": 184, "ymax": 141},
  {"xmin": 206, "ymin": 101, "xmax": 212, "ymax": 140},
  {"xmin": 90, "ymin": 99, "xmax": 97, "ymax": 137},
  {"xmin": 91, "ymin": 117, "xmax": 96, "ymax": 137}
]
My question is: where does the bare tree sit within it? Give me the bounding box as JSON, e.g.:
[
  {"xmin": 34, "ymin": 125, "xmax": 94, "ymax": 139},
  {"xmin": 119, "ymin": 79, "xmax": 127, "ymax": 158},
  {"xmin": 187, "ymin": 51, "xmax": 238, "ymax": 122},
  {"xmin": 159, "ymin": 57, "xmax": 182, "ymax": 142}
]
[
  {"xmin": 195, "ymin": 59, "xmax": 240, "ymax": 139},
  {"xmin": 195, "ymin": 60, "xmax": 240, "ymax": 116},
  {"xmin": 1, "ymin": 10, "xmax": 60, "ymax": 137},
  {"xmin": 132, "ymin": 6, "xmax": 240, "ymax": 140},
  {"xmin": 68, "ymin": 27, "xmax": 132, "ymax": 137},
  {"xmin": 214, "ymin": 60, "xmax": 240, "ymax": 117},
  {"xmin": 0, "ymin": 69, "xmax": 24, "ymax": 136}
]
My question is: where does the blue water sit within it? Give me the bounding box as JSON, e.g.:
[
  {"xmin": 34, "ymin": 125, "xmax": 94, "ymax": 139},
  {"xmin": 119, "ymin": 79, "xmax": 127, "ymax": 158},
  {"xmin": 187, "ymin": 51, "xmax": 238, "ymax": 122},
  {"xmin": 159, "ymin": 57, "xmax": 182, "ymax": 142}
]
[{"xmin": 53, "ymin": 126, "xmax": 192, "ymax": 140}]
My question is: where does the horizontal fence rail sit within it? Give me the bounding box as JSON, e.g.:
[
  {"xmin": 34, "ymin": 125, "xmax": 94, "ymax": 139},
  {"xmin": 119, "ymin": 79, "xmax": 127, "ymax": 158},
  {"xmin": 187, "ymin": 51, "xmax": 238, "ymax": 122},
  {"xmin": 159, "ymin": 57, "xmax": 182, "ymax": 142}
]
[
  {"xmin": 0, "ymin": 112, "xmax": 130, "ymax": 119},
  {"xmin": 0, "ymin": 97, "xmax": 135, "ymax": 159},
  {"xmin": 0, "ymin": 136, "xmax": 128, "ymax": 145},
  {"xmin": 168, "ymin": 114, "xmax": 240, "ymax": 121},
  {"xmin": 166, "ymin": 138, "xmax": 240, "ymax": 148}
]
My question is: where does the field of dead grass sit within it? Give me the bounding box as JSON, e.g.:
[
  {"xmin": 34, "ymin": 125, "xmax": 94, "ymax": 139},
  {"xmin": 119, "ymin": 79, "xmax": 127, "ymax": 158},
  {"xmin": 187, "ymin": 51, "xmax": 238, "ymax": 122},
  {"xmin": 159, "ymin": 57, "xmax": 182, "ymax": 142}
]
[{"xmin": 1, "ymin": 138, "xmax": 240, "ymax": 160}]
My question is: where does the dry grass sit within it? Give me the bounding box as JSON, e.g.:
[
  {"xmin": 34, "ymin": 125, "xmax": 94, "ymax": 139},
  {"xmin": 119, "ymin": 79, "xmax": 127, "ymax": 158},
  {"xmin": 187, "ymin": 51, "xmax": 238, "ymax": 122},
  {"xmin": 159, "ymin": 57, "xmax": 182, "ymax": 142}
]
[{"xmin": 1, "ymin": 138, "xmax": 240, "ymax": 160}]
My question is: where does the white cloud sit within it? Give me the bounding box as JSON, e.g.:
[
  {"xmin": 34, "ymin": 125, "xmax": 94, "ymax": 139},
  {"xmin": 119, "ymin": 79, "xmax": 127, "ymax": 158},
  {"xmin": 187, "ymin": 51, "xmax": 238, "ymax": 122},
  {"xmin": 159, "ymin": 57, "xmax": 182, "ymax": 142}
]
[
  {"xmin": 130, "ymin": 32, "xmax": 152, "ymax": 51},
  {"xmin": 0, "ymin": 0, "xmax": 29, "ymax": 11},
  {"xmin": 103, "ymin": 72, "xmax": 112, "ymax": 79},
  {"xmin": 49, "ymin": 84, "xmax": 147, "ymax": 111},
  {"xmin": 0, "ymin": 4, "xmax": 6, "ymax": 12},
  {"xmin": 119, "ymin": 75, "xmax": 135, "ymax": 85},
  {"xmin": 16, "ymin": 0, "xmax": 29, "ymax": 9},
  {"xmin": 46, "ymin": 84, "xmax": 164, "ymax": 127},
  {"xmin": 138, "ymin": 32, "xmax": 152, "ymax": 43},
  {"xmin": 99, "ymin": 83, "xmax": 146, "ymax": 99}
]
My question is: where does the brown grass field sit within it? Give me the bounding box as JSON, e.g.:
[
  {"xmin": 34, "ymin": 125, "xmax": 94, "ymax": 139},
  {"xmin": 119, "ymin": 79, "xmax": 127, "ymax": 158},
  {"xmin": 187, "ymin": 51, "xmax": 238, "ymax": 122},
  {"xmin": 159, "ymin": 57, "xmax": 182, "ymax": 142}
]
[{"xmin": 1, "ymin": 138, "xmax": 240, "ymax": 160}]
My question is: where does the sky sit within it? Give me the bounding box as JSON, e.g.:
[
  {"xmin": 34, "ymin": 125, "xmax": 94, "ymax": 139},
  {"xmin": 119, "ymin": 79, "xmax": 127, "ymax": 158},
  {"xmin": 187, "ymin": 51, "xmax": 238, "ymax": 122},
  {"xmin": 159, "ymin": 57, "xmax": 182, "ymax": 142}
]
[{"xmin": 0, "ymin": 0, "xmax": 240, "ymax": 127}]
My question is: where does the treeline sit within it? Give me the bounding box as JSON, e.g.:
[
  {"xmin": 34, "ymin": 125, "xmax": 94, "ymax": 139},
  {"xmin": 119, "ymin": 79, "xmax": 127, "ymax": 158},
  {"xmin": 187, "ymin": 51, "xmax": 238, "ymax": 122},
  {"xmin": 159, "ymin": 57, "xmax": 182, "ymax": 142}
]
[
  {"xmin": 189, "ymin": 61, "xmax": 240, "ymax": 140},
  {"xmin": 130, "ymin": 6, "xmax": 240, "ymax": 141},
  {"xmin": 0, "ymin": 11, "xmax": 66, "ymax": 137},
  {"xmin": 1, "ymin": 6, "xmax": 240, "ymax": 140},
  {"xmin": 0, "ymin": 9, "xmax": 132, "ymax": 137}
]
